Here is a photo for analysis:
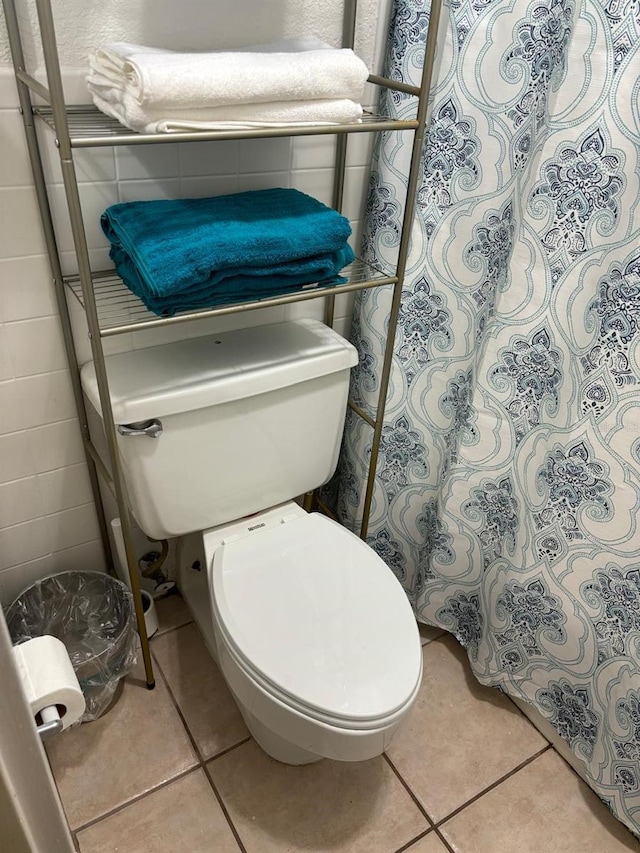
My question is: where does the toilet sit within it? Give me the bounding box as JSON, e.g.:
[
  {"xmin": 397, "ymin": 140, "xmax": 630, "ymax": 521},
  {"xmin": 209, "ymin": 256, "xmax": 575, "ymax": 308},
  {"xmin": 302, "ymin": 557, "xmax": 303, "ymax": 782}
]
[{"xmin": 81, "ymin": 318, "xmax": 422, "ymax": 764}]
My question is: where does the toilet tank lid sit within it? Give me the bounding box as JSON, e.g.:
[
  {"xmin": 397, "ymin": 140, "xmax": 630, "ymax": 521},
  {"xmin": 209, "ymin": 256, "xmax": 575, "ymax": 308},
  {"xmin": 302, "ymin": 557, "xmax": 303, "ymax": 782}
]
[{"xmin": 80, "ymin": 319, "xmax": 357, "ymax": 423}]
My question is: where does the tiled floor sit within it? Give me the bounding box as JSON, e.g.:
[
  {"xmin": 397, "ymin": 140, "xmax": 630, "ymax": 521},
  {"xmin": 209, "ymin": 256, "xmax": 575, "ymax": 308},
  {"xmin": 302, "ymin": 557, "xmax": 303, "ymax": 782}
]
[{"xmin": 47, "ymin": 595, "xmax": 639, "ymax": 853}]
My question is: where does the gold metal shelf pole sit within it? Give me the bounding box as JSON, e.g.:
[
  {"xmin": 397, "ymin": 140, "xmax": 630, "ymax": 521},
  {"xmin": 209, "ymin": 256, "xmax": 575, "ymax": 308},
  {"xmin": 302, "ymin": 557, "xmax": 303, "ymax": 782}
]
[
  {"xmin": 32, "ymin": 0, "xmax": 155, "ymax": 688},
  {"xmin": 359, "ymin": 0, "xmax": 443, "ymax": 540},
  {"xmin": 326, "ymin": 0, "xmax": 359, "ymax": 331}
]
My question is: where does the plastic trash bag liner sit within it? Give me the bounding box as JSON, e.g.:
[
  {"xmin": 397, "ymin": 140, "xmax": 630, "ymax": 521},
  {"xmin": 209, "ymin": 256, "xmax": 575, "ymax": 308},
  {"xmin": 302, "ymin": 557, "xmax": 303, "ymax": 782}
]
[{"xmin": 7, "ymin": 571, "xmax": 137, "ymax": 723}]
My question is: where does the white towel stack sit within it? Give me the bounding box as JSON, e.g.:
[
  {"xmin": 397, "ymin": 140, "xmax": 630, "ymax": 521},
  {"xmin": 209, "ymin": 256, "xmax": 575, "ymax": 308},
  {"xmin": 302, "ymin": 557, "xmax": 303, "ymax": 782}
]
[{"xmin": 87, "ymin": 37, "xmax": 370, "ymax": 133}]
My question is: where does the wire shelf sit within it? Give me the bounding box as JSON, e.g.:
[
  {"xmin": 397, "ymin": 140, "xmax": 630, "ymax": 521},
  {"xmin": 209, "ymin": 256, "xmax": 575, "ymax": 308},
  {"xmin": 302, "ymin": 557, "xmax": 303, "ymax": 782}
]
[
  {"xmin": 64, "ymin": 259, "xmax": 396, "ymax": 336},
  {"xmin": 34, "ymin": 105, "xmax": 418, "ymax": 148}
]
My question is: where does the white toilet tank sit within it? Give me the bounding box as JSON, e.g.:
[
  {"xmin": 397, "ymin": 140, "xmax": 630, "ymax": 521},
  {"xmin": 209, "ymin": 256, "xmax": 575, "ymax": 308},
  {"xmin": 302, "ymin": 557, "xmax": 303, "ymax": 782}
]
[{"xmin": 81, "ymin": 319, "xmax": 357, "ymax": 539}]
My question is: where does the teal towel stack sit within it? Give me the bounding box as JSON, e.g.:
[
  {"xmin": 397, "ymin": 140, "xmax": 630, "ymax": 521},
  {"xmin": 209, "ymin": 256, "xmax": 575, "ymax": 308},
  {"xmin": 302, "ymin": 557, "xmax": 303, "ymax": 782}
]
[{"xmin": 100, "ymin": 188, "xmax": 355, "ymax": 316}]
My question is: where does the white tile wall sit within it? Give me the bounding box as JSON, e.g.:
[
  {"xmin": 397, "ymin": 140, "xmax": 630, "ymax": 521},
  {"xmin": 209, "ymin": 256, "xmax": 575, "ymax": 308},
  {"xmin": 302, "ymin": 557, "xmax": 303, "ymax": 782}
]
[
  {"xmin": 180, "ymin": 175, "xmax": 239, "ymax": 199},
  {"xmin": 0, "ymin": 371, "xmax": 77, "ymax": 435},
  {"xmin": 291, "ymin": 136, "xmax": 337, "ymax": 170},
  {"xmin": 37, "ymin": 463, "xmax": 94, "ymax": 514},
  {"xmin": 237, "ymin": 170, "xmax": 291, "ymax": 192},
  {"xmin": 49, "ymin": 538, "xmax": 107, "ymax": 574},
  {"xmin": 343, "ymin": 166, "xmax": 370, "ymax": 223},
  {"xmin": 0, "ymin": 110, "xmax": 34, "ymax": 187},
  {"xmin": 0, "ymin": 185, "xmax": 48, "ymax": 258},
  {"xmin": 115, "ymin": 144, "xmax": 180, "ymax": 181},
  {"xmin": 0, "ymin": 516, "xmax": 52, "ymax": 572},
  {"xmin": 36, "ymin": 124, "xmax": 117, "ymax": 185},
  {"xmin": 239, "ymin": 138, "xmax": 292, "ymax": 174},
  {"xmin": 0, "ymin": 64, "xmax": 369, "ymax": 605},
  {"xmin": 46, "ymin": 503, "xmax": 101, "ymax": 553},
  {"xmin": 59, "ymin": 247, "xmax": 112, "ymax": 278},
  {"xmin": 117, "ymin": 177, "xmax": 182, "ymax": 203},
  {"xmin": 28, "ymin": 419, "xmax": 85, "ymax": 473},
  {"xmin": 0, "ymin": 556, "xmax": 57, "ymax": 606},
  {"xmin": 0, "ymin": 430, "xmax": 35, "ymax": 483},
  {"xmin": 0, "ymin": 476, "xmax": 44, "ymax": 528},
  {"xmin": 0, "ymin": 255, "xmax": 57, "ymax": 320},
  {"xmin": 178, "ymin": 140, "xmax": 239, "ymax": 177},
  {"xmin": 48, "ymin": 181, "xmax": 120, "ymax": 253},
  {"xmin": 2, "ymin": 316, "xmax": 68, "ymax": 378},
  {"xmin": 291, "ymin": 168, "xmax": 334, "ymax": 207}
]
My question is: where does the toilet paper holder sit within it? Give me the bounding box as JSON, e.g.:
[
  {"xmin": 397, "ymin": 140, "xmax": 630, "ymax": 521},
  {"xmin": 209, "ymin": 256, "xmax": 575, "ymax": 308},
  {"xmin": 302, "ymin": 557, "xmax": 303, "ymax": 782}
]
[
  {"xmin": 13, "ymin": 636, "xmax": 86, "ymax": 738},
  {"xmin": 36, "ymin": 705, "xmax": 64, "ymax": 740}
]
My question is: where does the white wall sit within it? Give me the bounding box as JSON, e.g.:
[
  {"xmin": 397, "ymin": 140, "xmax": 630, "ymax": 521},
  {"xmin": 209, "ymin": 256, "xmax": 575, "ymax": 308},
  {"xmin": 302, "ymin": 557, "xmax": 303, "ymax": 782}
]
[
  {"xmin": 0, "ymin": 68, "xmax": 108, "ymax": 605},
  {"xmin": 0, "ymin": 0, "xmax": 390, "ymax": 606},
  {"xmin": 0, "ymin": 0, "xmax": 382, "ymax": 68}
]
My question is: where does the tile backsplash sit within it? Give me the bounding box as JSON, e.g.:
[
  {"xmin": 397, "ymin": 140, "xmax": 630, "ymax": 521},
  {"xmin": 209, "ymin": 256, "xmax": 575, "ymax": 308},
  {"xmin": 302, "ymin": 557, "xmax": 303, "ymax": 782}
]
[{"xmin": 0, "ymin": 65, "xmax": 372, "ymax": 605}]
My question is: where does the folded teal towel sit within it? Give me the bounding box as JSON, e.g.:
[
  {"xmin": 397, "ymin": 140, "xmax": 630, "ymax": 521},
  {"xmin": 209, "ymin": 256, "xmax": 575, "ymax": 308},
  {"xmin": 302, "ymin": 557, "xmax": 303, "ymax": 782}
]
[
  {"xmin": 110, "ymin": 242, "xmax": 354, "ymax": 314},
  {"xmin": 101, "ymin": 188, "xmax": 355, "ymax": 315}
]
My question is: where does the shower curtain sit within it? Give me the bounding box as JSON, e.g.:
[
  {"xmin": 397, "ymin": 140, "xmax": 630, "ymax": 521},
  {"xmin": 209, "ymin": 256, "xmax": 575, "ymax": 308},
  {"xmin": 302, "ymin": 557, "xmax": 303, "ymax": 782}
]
[{"xmin": 333, "ymin": 0, "xmax": 640, "ymax": 837}]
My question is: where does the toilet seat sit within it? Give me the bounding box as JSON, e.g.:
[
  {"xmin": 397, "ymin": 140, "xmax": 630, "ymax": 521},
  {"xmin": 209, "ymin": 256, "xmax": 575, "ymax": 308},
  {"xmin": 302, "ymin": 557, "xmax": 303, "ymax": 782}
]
[
  {"xmin": 216, "ymin": 619, "xmax": 421, "ymax": 732},
  {"xmin": 210, "ymin": 512, "xmax": 422, "ymax": 727}
]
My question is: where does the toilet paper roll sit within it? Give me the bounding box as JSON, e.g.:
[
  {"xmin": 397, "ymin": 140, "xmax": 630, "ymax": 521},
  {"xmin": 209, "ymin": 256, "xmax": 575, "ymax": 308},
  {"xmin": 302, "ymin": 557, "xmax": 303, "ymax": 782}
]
[{"xmin": 13, "ymin": 635, "xmax": 86, "ymax": 731}]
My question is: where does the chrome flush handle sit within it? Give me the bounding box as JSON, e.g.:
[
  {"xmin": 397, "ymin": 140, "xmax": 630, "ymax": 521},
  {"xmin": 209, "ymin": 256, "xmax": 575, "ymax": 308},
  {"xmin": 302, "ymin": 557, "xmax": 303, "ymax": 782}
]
[{"xmin": 117, "ymin": 418, "xmax": 163, "ymax": 438}]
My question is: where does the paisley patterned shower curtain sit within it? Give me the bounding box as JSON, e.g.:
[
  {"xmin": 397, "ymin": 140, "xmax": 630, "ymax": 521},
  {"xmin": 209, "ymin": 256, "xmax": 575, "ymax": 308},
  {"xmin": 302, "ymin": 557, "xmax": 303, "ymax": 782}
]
[{"xmin": 333, "ymin": 0, "xmax": 640, "ymax": 836}]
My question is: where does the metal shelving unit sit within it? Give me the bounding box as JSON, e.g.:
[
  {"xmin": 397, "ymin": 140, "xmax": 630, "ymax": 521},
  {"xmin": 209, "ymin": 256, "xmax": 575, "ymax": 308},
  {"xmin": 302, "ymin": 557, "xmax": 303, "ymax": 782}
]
[
  {"xmin": 64, "ymin": 259, "xmax": 397, "ymax": 336},
  {"xmin": 2, "ymin": 0, "xmax": 442, "ymax": 689},
  {"xmin": 33, "ymin": 103, "xmax": 420, "ymax": 145}
]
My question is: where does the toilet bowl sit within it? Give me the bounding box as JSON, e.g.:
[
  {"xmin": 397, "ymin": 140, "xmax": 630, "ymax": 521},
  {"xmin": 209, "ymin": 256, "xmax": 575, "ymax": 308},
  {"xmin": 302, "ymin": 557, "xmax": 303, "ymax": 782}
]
[
  {"xmin": 182, "ymin": 501, "xmax": 423, "ymax": 765},
  {"xmin": 81, "ymin": 318, "xmax": 422, "ymax": 764}
]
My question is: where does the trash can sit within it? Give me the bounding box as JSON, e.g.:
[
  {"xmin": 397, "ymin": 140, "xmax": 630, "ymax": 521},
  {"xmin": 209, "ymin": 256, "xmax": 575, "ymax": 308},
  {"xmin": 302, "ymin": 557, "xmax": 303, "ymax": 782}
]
[{"xmin": 6, "ymin": 571, "xmax": 137, "ymax": 723}]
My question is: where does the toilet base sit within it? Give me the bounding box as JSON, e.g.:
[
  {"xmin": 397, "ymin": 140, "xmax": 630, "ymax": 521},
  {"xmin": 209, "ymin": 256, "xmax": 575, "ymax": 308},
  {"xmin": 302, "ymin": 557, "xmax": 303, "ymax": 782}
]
[{"xmin": 241, "ymin": 706, "xmax": 323, "ymax": 765}]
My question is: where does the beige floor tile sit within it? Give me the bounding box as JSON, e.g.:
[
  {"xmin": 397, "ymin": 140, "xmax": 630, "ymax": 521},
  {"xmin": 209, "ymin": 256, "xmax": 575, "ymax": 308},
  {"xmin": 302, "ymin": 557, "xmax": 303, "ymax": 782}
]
[
  {"xmin": 152, "ymin": 623, "xmax": 248, "ymax": 759},
  {"xmin": 76, "ymin": 769, "xmax": 240, "ymax": 853},
  {"xmin": 405, "ymin": 832, "xmax": 450, "ymax": 852},
  {"xmin": 153, "ymin": 592, "xmax": 193, "ymax": 636},
  {"xmin": 440, "ymin": 749, "xmax": 639, "ymax": 853},
  {"xmin": 46, "ymin": 661, "xmax": 198, "ymax": 829},
  {"xmin": 386, "ymin": 635, "xmax": 547, "ymax": 822},
  {"xmin": 207, "ymin": 739, "xmax": 429, "ymax": 853},
  {"xmin": 418, "ymin": 622, "xmax": 445, "ymax": 645}
]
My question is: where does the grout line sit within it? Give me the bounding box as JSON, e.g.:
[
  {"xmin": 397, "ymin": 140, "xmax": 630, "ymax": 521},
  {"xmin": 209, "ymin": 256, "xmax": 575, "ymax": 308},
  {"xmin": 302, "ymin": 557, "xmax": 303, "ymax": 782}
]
[
  {"xmin": 151, "ymin": 617, "xmax": 194, "ymax": 640},
  {"xmin": 383, "ymin": 753, "xmax": 434, "ymax": 827},
  {"xmin": 150, "ymin": 639, "xmax": 250, "ymax": 765},
  {"xmin": 392, "ymin": 827, "xmax": 432, "ymax": 853},
  {"xmin": 433, "ymin": 827, "xmax": 456, "ymax": 853},
  {"xmin": 203, "ymin": 762, "xmax": 248, "ymax": 853},
  {"xmin": 45, "ymin": 500, "xmax": 97, "ymax": 518},
  {"xmin": 0, "ymin": 504, "xmax": 68, "ymax": 527},
  {"xmin": 434, "ymin": 743, "xmax": 552, "ymax": 829},
  {"xmin": 206, "ymin": 736, "xmax": 252, "ymax": 764},
  {"xmin": 72, "ymin": 765, "xmax": 201, "ymax": 835},
  {"xmin": 74, "ymin": 640, "xmax": 251, "ymax": 843},
  {"xmin": 0, "ymin": 182, "xmax": 49, "ymax": 191},
  {"xmin": 33, "ymin": 461, "xmax": 93, "ymax": 478},
  {"xmin": 0, "ymin": 416, "xmax": 78, "ymax": 438},
  {"xmin": 150, "ymin": 630, "xmax": 248, "ymax": 849},
  {"xmin": 149, "ymin": 647, "xmax": 206, "ymax": 763},
  {"xmin": 2, "ymin": 314, "xmax": 62, "ymax": 327}
]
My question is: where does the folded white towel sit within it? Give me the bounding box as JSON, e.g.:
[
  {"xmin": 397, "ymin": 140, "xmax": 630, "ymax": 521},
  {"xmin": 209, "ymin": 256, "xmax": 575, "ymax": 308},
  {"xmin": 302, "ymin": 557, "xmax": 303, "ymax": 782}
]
[
  {"xmin": 89, "ymin": 84, "xmax": 363, "ymax": 132},
  {"xmin": 88, "ymin": 37, "xmax": 369, "ymax": 109}
]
